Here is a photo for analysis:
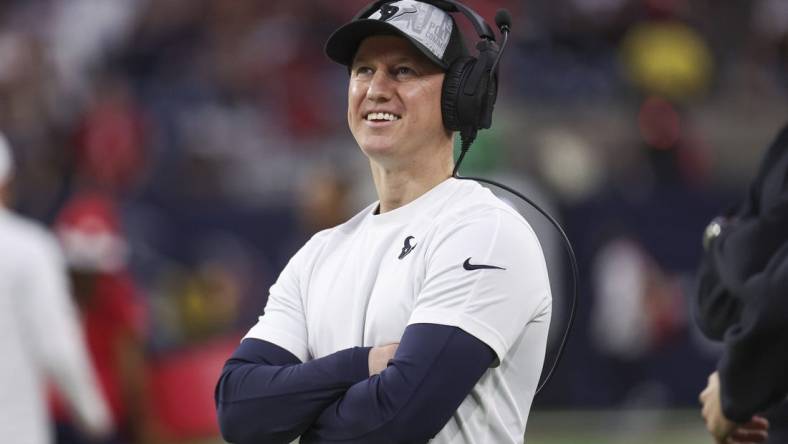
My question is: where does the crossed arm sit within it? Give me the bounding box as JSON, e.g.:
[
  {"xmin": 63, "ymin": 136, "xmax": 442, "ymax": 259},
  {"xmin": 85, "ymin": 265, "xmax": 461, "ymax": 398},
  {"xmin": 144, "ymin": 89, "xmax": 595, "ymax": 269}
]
[{"xmin": 215, "ymin": 323, "xmax": 495, "ymax": 444}]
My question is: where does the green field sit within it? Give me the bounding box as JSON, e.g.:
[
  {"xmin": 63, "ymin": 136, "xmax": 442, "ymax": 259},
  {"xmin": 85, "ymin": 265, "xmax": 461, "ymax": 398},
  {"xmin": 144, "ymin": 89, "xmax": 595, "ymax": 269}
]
[
  {"xmin": 195, "ymin": 409, "xmax": 711, "ymax": 443},
  {"xmin": 527, "ymin": 409, "xmax": 710, "ymax": 444}
]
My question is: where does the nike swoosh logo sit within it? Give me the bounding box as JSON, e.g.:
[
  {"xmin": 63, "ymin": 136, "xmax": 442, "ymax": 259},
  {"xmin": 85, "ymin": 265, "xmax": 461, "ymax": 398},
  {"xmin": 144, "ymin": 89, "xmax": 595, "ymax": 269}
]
[{"xmin": 463, "ymin": 258, "xmax": 506, "ymax": 271}]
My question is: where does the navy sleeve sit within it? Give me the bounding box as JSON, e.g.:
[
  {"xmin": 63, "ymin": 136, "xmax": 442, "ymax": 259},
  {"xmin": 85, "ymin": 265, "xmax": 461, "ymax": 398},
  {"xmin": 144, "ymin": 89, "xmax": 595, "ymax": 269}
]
[
  {"xmin": 215, "ymin": 339, "xmax": 371, "ymax": 444},
  {"xmin": 301, "ymin": 323, "xmax": 496, "ymax": 443}
]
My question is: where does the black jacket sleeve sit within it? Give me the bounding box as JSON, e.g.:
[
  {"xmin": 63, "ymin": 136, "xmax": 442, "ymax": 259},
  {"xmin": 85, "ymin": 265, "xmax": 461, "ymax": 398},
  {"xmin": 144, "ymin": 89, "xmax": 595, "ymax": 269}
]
[
  {"xmin": 695, "ymin": 252, "xmax": 743, "ymax": 340},
  {"xmin": 695, "ymin": 127, "xmax": 788, "ymax": 338},
  {"xmin": 694, "ymin": 123, "xmax": 788, "ymax": 422},
  {"xmin": 718, "ymin": 241, "xmax": 788, "ymax": 422}
]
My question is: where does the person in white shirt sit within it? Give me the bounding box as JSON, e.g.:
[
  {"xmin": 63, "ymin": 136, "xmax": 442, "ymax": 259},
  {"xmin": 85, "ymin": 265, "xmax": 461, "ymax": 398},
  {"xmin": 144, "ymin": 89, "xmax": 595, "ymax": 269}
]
[
  {"xmin": 215, "ymin": 2, "xmax": 552, "ymax": 443},
  {"xmin": 0, "ymin": 132, "xmax": 112, "ymax": 444}
]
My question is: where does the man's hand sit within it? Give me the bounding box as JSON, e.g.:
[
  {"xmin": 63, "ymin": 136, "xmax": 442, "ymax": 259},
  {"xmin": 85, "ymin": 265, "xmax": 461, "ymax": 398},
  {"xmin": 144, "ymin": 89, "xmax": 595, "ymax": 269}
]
[
  {"xmin": 368, "ymin": 343, "xmax": 398, "ymax": 376},
  {"xmin": 700, "ymin": 371, "xmax": 769, "ymax": 443}
]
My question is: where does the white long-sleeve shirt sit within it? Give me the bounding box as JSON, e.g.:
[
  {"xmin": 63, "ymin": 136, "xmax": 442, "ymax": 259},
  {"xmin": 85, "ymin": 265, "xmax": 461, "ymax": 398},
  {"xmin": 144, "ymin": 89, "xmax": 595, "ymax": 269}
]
[{"xmin": 0, "ymin": 207, "xmax": 111, "ymax": 444}]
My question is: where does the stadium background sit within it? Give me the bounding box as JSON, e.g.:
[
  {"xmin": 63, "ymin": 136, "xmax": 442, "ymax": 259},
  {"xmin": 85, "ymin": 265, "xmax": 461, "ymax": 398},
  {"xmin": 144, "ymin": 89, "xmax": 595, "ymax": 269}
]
[{"xmin": 1, "ymin": 0, "xmax": 786, "ymax": 442}]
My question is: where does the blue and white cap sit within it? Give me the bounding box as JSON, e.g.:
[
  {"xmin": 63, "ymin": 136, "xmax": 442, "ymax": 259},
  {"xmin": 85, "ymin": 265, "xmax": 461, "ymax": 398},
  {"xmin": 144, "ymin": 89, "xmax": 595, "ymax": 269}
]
[{"xmin": 325, "ymin": 0, "xmax": 468, "ymax": 70}]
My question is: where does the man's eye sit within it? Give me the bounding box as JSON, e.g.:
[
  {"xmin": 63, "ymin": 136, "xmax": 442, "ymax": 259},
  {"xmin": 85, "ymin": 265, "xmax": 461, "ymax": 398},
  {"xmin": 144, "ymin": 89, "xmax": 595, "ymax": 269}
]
[
  {"xmin": 355, "ymin": 67, "xmax": 373, "ymax": 77},
  {"xmin": 396, "ymin": 66, "xmax": 414, "ymax": 76}
]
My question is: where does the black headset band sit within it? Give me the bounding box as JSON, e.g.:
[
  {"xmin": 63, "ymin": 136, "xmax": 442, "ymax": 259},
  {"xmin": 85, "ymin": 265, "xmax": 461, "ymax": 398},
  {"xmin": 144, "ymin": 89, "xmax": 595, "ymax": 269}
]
[{"xmin": 352, "ymin": 0, "xmax": 496, "ymax": 42}]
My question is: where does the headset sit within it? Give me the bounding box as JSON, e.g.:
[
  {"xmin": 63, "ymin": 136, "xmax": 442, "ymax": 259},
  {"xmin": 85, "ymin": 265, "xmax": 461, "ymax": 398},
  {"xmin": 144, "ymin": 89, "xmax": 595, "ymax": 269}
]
[{"xmin": 352, "ymin": 0, "xmax": 578, "ymax": 397}]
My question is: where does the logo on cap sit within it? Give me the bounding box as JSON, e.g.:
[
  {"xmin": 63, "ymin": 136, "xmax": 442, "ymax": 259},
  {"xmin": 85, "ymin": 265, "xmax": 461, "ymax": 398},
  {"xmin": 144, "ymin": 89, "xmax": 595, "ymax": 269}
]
[
  {"xmin": 369, "ymin": 0, "xmax": 453, "ymax": 61},
  {"xmin": 380, "ymin": 4, "xmax": 417, "ymax": 22}
]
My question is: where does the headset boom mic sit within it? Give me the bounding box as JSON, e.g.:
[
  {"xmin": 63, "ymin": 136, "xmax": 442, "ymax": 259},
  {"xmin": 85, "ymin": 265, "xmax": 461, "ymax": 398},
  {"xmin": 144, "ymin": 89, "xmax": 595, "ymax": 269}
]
[
  {"xmin": 490, "ymin": 9, "xmax": 511, "ymax": 77},
  {"xmin": 486, "ymin": 8, "xmax": 511, "ymax": 114},
  {"xmin": 494, "ymin": 9, "xmax": 512, "ymax": 33}
]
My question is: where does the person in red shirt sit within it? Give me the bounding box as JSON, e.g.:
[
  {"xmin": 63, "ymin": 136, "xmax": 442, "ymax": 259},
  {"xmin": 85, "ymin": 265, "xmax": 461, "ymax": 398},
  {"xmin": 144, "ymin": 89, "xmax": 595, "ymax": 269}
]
[{"xmin": 53, "ymin": 192, "xmax": 152, "ymax": 444}]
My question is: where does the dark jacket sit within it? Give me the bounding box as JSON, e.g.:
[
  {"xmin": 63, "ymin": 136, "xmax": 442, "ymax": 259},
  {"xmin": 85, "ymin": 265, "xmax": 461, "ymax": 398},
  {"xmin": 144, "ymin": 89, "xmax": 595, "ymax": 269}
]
[{"xmin": 695, "ymin": 123, "xmax": 788, "ymax": 424}]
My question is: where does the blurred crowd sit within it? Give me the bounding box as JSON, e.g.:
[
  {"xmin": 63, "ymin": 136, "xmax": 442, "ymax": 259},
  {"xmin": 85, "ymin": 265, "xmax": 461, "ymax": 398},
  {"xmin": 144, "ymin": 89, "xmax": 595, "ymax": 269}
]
[{"xmin": 0, "ymin": 0, "xmax": 786, "ymax": 442}]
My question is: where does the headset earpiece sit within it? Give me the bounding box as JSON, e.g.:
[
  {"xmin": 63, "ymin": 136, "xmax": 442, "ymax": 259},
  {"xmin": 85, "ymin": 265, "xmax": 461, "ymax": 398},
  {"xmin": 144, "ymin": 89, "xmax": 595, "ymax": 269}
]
[
  {"xmin": 441, "ymin": 56, "xmax": 476, "ymax": 132},
  {"xmin": 441, "ymin": 39, "xmax": 499, "ymax": 139},
  {"xmin": 474, "ymin": 40, "xmax": 499, "ymax": 130}
]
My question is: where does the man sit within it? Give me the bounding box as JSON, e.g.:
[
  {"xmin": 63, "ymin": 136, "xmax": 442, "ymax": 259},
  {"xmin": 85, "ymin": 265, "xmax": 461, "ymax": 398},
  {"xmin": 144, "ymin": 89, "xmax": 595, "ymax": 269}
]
[
  {"xmin": 215, "ymin": 1, "xmax": 552, "ymax": 443},
  {"xmin": 0, "ymin": 132, "xmax": 112, "ymax": 443},
  {"xmin": 696, "ymin": 123, "xmax": 788, "ymax": 444}
]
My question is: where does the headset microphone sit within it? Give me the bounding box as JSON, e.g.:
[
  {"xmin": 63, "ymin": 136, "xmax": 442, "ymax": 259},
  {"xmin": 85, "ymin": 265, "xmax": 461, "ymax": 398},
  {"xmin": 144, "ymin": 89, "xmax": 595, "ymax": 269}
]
[
  {"xmin": 495, "ymin": 9, "xmax": 512, "ymax": 32},
  {"xmin": 488, "ymin": 9, "xmax": 510, "ymax": 104}
]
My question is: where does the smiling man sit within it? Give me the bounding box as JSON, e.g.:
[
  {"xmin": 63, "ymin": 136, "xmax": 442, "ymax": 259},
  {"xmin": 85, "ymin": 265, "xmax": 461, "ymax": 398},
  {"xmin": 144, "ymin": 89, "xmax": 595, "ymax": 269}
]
[{"xmin": 215, "ymin": 2, "xmax": 552, "ymax": 443}]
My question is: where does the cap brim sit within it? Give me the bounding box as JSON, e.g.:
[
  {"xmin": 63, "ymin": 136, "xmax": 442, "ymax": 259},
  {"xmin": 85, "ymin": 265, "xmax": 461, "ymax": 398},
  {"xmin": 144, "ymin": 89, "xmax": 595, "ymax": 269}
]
[{"xmin": 324, "ymin": 19, "xmax": 448, "ymax": 70}]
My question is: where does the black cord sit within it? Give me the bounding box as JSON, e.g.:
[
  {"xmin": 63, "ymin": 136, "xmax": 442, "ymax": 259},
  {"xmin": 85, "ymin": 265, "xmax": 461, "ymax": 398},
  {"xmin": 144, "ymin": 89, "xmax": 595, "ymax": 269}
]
[{"xmin": 452, "ymin": 136, "xmax": 578, "ymax": 396}]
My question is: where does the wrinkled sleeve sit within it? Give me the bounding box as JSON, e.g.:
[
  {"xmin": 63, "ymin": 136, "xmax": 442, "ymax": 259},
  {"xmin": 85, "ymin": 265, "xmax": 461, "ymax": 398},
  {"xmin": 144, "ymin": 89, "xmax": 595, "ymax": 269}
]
[
  {"xmin": 718, "ymin": 241, "xmax": 788, "ymax": 422},
  {"xmin": 694, "ymin": 126, "xmax": 788, "ymax": 339},
  {"xmin": 215, "ymin": 338, "xmax": 370, "ymax": 444},
  {"xmin": 299, "ymin": 323, "xmax": 495, "ymax": 443},
  {"xmin": 694, "ymin": 124, "xmax": 788, "ymax": 421}
]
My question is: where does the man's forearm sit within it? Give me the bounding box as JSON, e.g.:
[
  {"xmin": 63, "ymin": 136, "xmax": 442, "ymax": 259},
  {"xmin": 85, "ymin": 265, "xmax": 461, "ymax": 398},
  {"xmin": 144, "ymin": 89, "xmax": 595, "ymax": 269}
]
[
  {"xmin": 215, "ymin": 339, "xmax": 370, "ymax": 444},
  {"xmin": 301, "ymin": 324, "xmax": 495, "ymax": 443}
]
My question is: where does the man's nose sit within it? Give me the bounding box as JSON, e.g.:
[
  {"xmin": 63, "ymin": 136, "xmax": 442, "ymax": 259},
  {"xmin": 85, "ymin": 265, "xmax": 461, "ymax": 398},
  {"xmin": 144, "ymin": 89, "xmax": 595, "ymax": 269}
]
[{"xmin": 366, "ymin": 69, "xmax": 394, "ymax": 101}]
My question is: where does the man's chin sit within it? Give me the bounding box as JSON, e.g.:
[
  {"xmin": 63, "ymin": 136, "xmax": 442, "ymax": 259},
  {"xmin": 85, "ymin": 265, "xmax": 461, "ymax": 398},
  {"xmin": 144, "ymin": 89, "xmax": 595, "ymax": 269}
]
[{"xmin": 359, "ymin": 140, "xmax": 397, "ymax": 159}]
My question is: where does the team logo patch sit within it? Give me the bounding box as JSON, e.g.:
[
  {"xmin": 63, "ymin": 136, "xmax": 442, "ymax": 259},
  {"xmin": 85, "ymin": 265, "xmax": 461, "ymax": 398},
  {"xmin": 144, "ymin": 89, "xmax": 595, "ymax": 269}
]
[{"xmin": 398, "ymin": 236, "xmax": 417, "ymax": 259}]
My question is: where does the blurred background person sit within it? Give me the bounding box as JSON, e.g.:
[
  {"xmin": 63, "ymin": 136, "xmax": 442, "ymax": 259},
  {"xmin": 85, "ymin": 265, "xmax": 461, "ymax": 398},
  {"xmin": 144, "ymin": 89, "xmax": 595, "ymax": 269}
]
[
  {"xmin": 0, "ymin": 133, "xmax": 112, "ymax": 444},
  {"xmin": 51, "ymin": 192, "xmax": 153, "ymax": 444}
]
